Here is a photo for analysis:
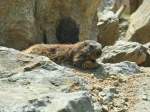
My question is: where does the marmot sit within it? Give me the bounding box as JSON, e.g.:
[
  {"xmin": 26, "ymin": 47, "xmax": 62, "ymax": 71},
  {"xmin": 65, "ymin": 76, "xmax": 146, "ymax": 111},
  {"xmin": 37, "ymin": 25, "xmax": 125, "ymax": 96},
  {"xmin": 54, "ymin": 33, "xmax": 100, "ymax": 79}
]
[{"xmin": 23, "ymin": 40, "xmax": 102, "ymax": 69}]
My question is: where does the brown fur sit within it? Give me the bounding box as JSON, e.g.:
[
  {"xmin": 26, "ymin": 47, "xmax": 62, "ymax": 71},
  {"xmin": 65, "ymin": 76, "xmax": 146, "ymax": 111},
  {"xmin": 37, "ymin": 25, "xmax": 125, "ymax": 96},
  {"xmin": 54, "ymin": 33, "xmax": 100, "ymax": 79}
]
[{"xmin": 23, "ymin": 40, "xmax": 102, "ymax": 69}]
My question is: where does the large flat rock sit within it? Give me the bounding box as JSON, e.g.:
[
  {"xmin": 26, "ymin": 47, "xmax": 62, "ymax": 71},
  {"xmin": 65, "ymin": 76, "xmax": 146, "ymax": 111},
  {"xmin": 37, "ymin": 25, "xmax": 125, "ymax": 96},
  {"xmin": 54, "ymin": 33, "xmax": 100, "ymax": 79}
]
[
  {"xmin": 0, "ymin": 46, "xmax": 94, "ymax": 112},
  {"xmin": 0, "ymin": 46, "xmax": 143, "ymax": 112}
]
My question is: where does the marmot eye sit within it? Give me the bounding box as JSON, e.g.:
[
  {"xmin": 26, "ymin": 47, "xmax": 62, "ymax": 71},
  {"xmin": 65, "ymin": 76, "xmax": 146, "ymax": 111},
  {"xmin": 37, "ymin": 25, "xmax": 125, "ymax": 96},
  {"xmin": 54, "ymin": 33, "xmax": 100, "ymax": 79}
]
[
  {"xmin": 96, "ymin": 50, "xmax": 101, "ymax": 56},
  {"xmin": 89, "ymin": 45, "xmax": 95, "ymax": 49},
  {"xmin": 84, "ymin": 43, "xmax": 88, "ymax": 46},
  {"xmin": 49, "ymin": 48, "xmax": 56, "ymax": 53}
]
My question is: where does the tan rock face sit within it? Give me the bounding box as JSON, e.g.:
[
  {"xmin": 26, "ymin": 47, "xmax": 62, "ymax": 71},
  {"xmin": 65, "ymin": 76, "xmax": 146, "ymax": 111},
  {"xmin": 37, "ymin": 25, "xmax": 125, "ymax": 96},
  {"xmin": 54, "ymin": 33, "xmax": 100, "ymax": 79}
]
[
  {"xmin": 113, "ymin": 0, "xmax": 143, "ymax": 14},
  {"xmin": 0, "ymin": 0, "xmax": 101, "ymax": 50},
  {"xmin": 97, "ymin": 12, "xmax": 119, "ymax": 47},
  {"xmin": 125, "ymin": 0, "xmax": 150, "ymax": 43},
  {"xmin": 142, "ymin": 43, "xmax": 150, "ymax": 67},
  {"xmin": 0, "ymin": 0, "xmax": 39, "ymax": 50},
  {"xmin": 97, "ymin": 3, "xmax": 126, "ymax": 47}
]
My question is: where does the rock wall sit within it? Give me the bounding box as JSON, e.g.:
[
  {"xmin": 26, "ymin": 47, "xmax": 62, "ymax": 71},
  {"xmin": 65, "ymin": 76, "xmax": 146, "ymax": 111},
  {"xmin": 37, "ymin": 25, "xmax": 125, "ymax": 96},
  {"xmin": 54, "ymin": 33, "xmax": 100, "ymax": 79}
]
[
  {"xmin": 112, "ymin": 0, "xmax": 143, "ymax": 14},
  {"xmin": 0, "ymin": 0, "xmax": 39, "ymax": 50},
  {"xmin": 0, "ymin": 0, "xmax": 101, "ymax": 50},
  {"xmin": 125, "ymin": 0, "xmax": 150, "ymax": 43}
]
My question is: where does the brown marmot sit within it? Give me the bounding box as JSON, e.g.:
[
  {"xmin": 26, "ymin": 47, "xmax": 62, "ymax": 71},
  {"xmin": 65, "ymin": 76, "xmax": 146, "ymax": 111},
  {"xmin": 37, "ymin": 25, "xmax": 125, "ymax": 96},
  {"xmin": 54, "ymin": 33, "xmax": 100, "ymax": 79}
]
[{"xmin": 23, "ymin": 40, "xmax": 102, "ymax": 69}]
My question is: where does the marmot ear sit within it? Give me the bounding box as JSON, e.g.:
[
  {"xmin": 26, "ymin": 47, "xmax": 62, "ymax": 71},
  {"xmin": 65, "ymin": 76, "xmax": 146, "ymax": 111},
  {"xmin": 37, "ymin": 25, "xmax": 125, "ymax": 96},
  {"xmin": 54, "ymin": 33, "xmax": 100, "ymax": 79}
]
[
  {"xmin": 48, "ymin": 48, "xmax": 56, "ymax": 53},
  {"xmin": 83, "ymin": 41, "xmax": 89, "ymax": 47}
]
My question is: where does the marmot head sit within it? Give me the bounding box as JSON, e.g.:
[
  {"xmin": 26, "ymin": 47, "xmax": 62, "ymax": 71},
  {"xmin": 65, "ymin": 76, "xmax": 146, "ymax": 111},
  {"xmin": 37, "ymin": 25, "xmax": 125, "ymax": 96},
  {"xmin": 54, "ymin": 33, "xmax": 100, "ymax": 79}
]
[{"xmin": 72, "ymin": 40, "xmax": 102, "ymax": 63}]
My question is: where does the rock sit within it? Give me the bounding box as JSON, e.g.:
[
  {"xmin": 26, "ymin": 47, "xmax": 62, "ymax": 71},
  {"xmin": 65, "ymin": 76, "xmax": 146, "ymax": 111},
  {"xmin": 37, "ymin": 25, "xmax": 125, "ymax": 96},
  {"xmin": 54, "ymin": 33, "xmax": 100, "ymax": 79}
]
[
  {"xmin": 99, "ymin": 41, "xmax": 147, "ymax": 65},
  {"xmin": 126, "ymin": 0, "xmax": 150, "ymax": 43},
  {"xmin": 103, "ymin": 92, "xmax": 114, "ymax": 104},
  {"xmin": 0, "ymin": 0, "xmax": 101, "ymax": 50},
  {"xmin": 93, "ymin": 103, "xmax": 103, "ymax": 112},
  {"xmin": 109, "ymin": 87, "xmax": 118, "ymax": 94},
  {"xmin": 103, "ymin": 61, "xmax": 141, "ymax": 75},
  {"xmin": 97, "ymin": 3, "xmax": 126, "ymax": 46},
  {"xmin": 131, "ymin": 76, "xmax": 150, "ymax": 112},
  {"xmin": 99, "ymin": 0, "xmax": 114, "ymax": 11},
  {"xmin": 40, "ymin": 92, "xmax": 94, "ymax": 112},
  {"xmin": 0, "ymin": 91, "xmax": 94, "ymax": 112},
  {"xmin": 94, "ymin": 103, "xmax": 108, "ymax": 112},
  {"xmin": 0, "ymin": 46, "xmax": 94, "ymax": 112},
  {"xmin": 142, "ymin": 43, "xmax": 150, "ymax": 67},
  {"xmin": 124, "ymin": 98, "xmax": 129, "ymax": 102},
  {"xmin": 94, "ymin": 61, "xmax": 141, "ymax": 76},
  {"xmin": 101, "ymin": 105, "xmax": 109, "ymax": 112},
  {"xmin": 97, "ymin": 1, "xmax": 127, "ymax": 47},
  {"xmin": 144, "ymin": 43, "xmax": 150, "ymax": 49},
  {"xmin": 142, "ymin": 94, "xmax": 148, "ymax": 101},
  {"xmin": 119, "ymin": 19, "xmax": 129, "ymax": 39},
  {"xmin": 98, "ymin": 87, "xmax": 118, "ymax": 105},
  {"xmin": 112, "ymin": 0, "xmax": 143, "ymax": 14},
  {"xmin": 0, "ymin": 45, "xmax": 145, "ymax": 112},
  {"xmin": 97, "ymin": 10, "xmax": 119, "ymax": 46},
  {"xmin": 113, "ymin": 81, "xmax": 120, "ymax": 86},
  {"xmin": 0, "ymin": 0, "xmax": 41, "ymax": 50}
]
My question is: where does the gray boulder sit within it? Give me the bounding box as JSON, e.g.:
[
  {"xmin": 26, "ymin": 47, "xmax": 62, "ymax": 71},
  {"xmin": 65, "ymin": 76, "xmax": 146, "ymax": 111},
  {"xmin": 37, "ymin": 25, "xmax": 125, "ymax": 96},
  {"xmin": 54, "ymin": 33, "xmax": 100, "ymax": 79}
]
[
  {"xmin": 0, "ymin": 91, "xmax": 93, "ymax": 112},
  {"xmin": 94, "ymin": 61, "xmax": 141, "ymax": 76},
  {"xmin": 142, "ymin": 43, "xmax": 150, "ymax": 67},
  {"xmin": 99, "ymin": 41, "xmax": 147, "ymax": 65},
  {"xmin": 103, "ymin": 61, "xmax": 141, "ymax": 75},
  {"xmin": 0, "ymin": 46, "xmax": 143, "ymax": 112},
  {"xmin": 0, "ymin": 46, "xmax": 94, "ymax": 112}
]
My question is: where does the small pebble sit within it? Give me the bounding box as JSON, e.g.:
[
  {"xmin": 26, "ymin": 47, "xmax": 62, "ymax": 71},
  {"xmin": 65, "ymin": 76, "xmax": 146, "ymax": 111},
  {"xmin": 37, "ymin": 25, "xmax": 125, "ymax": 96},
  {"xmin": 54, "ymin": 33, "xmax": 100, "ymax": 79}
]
[
  {"xmin": 117, "ymin": 108, "xmax": 127, "ymax": 112},
  {"xmin": 109, "ymin": 87, "xmax": 118, "ymax": 94},
  {"xmin": 113, "ymin": 81, "xmax": 119, "ymax": 86},
  {"xmin": 142, "ymin": 95, "xmax": 148, "ymax": 101},
  {"xmin": 93, "ymin": 84, "xmax": 103, "ymax": 92},
  {"xmin": 99, "ymin": 92, "xmax": 106, "ymax": 97},
  {"xmin": 93, "ymin": 89, "xmax": 100, "ymax": 95},
  {"xmin": 118, "ymin": 78, "xmax": 126, "ymax": 83},
  {"xmin": 124, "ymin": 98, "xmax": 128, "ymax": 102},
  {"xmin": 103, "ymin": 92, "xmax": 114, "ymax": 104},
  {"xmin": 102, "ymin": 105, "xmax": 109, "ymax": 112}
]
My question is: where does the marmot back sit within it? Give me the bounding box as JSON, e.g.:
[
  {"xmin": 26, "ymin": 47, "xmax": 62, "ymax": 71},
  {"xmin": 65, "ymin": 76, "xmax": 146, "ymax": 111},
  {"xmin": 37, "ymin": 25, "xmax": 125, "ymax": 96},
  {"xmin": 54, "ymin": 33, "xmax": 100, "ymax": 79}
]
[{"xmin": 23, "ymin": 40, "xmax": 102, "ymax": 69}]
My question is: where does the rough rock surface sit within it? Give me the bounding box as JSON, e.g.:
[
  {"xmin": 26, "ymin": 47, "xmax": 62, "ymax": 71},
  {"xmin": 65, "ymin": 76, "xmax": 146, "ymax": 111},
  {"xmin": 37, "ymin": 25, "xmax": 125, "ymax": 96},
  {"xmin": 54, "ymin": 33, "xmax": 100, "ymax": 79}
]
[
  {"xmin": 113, "ymin": 0, "xmax": 143, "ymax": 14},
  {"xmin": 0, "ymin": 0, "xmax": 40, "ymax": 50},
  {"xmin": 93, "ymin": 61, "xmax": 141, "ymax": 77},
  {"xmin": 97, "ymin": 10, "xmax": 119, "ymax": 46},
  {"xmin": 102, "ymin": 61, "xmax": 141, "ymax": 75},
  {"xmin": 0, "ymin": 46, "xmax": 143, "ymax": 112},
  {"xmin": 98, "ymin": 0, "xmax": 114, "ymax": 11},
  {"xmin": 126, "ymin": 69, "xmax": 150, "ymax": 112},
  {"xmin": 99, "ymin": 41, "xmax": 147, "ymax": 65},
  {"xmin": 97, "ymin": 0, "xmax": 122, "ymax": 47},
  {"xmin": 142, "ymin": 43, "xmax": 150, "ymax": 67},
  {"xmin": 131, "ymin": 74, "xmax": 150, "ymax": 112},
  {"xmin": 126, "ymin": 0, "xmax": 150, "ymax": 43},
  {"xmin": 0, "ymin": 46, "xmax": 94, "ymax": 112},
  {"xmin": 0, "ymin": 0, "xmax": 101, "ymax": 50}
]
